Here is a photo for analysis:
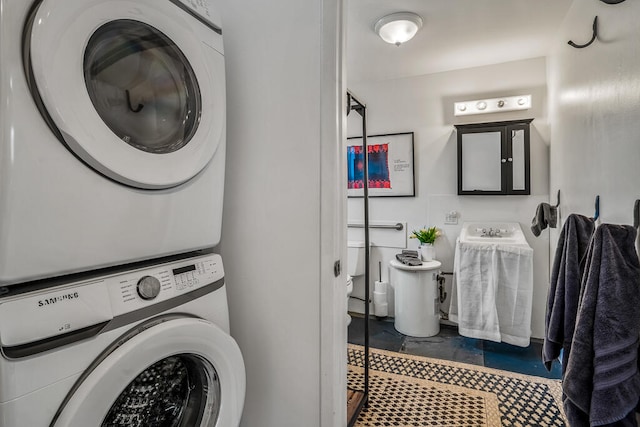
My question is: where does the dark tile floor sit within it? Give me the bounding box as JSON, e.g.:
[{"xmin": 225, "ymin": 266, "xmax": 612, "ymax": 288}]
[{"xmin": 348, "ymin": 314, "xmax": 562, "ymax": 380}]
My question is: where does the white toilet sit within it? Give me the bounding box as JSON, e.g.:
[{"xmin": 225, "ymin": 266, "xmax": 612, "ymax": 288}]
[
  {"xmin": 346, "ymin": 241, "xmax": 366, "ymax": 326},
  {"xmin": 346, "ymin": 276, "xmax": 354, "ymax": 326}
]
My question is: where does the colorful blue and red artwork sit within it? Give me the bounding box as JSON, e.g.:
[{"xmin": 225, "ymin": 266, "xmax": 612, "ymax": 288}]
[{"xmin": 347, "ymin": 144, "xmax": 391, "ymax": 189}]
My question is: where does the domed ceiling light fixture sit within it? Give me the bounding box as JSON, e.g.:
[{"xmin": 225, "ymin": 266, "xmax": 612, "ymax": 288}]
[{"xmin": 374, "ymin": 12, "xmax": 423, "ymax": 46}]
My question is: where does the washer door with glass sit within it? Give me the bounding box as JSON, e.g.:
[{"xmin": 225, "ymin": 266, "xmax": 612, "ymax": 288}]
[
  {"xmin": 51, "ymin": 317, "xmax": 245, "ymax": 427},
  {"xmin": 25, "ymin": 0, "xmax": 225, "ymax": 189}
]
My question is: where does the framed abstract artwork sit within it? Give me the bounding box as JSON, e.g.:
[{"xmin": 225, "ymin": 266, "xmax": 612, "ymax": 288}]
[{"xmin": 347, "ymin": 132, "xmax": 415, "ymax": 197}]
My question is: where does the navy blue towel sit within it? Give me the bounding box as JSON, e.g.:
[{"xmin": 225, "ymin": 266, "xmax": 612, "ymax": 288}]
[
  {"xmin": 531, "ymin": 202, "xmax": 558, "ymax": 236},
  {"xmin": 543, "ymin": 214, "xmax": 595, "ymax": 372},
  {"xmin": 563, "ymin": 224, "xmax": 640, "ymax": 426}
]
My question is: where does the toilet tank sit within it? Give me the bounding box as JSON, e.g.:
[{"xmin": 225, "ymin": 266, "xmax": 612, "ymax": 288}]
[{"xmin": 347, "ymin": 241, "xmax": 366, "ymax": 276}]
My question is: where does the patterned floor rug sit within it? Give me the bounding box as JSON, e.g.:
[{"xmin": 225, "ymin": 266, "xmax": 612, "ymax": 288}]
[{"xmin": 348, "ymin": 345, "xmax": 566, "ymax": 427}]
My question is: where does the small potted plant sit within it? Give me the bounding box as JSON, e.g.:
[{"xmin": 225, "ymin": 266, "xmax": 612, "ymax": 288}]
[{"xmin": 410, "ymin": 226, "xmax": 441, "ymax": 261}]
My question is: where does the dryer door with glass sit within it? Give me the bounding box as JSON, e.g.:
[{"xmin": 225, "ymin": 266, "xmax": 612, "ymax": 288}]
[
  {"xmin": 25, "ymin": 0, "xmax": 225, "ymax": 189},
  {"xmin": 51, "ymin": 316, "xmax": 245, "ymax": 427}
]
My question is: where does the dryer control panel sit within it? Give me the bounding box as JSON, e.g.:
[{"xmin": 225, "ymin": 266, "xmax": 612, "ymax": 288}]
[
  {"xmin": 171, "ymin": 0, "xmax": 222, "ymax": 30},
  {"xmin": 0, "ymin": 254, "xmax": 224, "ymax": 348}
]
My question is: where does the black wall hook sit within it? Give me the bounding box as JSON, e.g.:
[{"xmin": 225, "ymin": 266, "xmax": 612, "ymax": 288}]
[
  {"xmin": 634, "ymin": 200, "xmax": 640, "ymax": 229},
  {"xmin": 593, "ymin": 195, "xmax": 600, "ymax": 220},
  {"xmin": 600, "ymin": 0, "xmax": 625, "ymax": 4},
  {"xmin": 554, "ymin": 189, "xmax": 561, "ymax": 208},
  {"xmin": 125, "ymin": 89, "xmax": 144, "ymax": 113},
  {"xmin": 568, "ymin": 16, "xmax": 598, "ymax": 49}
]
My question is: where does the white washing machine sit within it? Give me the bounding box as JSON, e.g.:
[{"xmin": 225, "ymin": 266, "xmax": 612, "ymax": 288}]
[
  {"xmin": 0, "ymin": 0, "xmax": 227, "ymax": 286},
  {"xmin": 0, "ymin": 251, "xmax": 245, "ymax": 426}
]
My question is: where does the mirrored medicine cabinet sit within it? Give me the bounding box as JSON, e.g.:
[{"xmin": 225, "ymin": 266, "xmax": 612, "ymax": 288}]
[{"xmin": 455, "ymin": 119, "xmax": 532, "ymax": 195}]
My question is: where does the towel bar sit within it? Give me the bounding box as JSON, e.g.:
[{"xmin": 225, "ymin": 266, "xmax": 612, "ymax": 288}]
[{"xmin": 348, "ymin": 223, "xmax": 404, "ymax": 231}]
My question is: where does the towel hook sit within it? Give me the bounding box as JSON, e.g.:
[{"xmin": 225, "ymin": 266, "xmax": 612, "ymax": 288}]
[
  {"xmin": 568, "ymin": 16, "xmax": 598, "ymax": 49},
  {"xmin": 125, "ymin": 89, "xmax": 144, "ymax": 113},
  {"xmin": 634, "ymin": 200, "xmax": 640, "ymax": 229},
  {"xmin": 554, "ymin": 190, "xmax": 561, "ymax": 208},
  {"xmin": 593, "ymin": 195, "xmax": 600, "ymax": 220}
]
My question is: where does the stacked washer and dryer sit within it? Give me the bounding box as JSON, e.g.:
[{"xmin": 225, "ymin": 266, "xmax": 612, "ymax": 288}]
[{"xmin": 0, "ymin": 0, "xmax": 245, "ymax": 425}]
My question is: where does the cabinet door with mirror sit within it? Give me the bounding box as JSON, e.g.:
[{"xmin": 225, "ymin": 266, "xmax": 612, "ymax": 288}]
[{"xmin": 455, "ymin": 119, "xmax": 531, "ymax": 195}]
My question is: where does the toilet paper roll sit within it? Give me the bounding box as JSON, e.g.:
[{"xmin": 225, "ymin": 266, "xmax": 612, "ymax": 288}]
[
  {"xmin": 374, "ymin": 302, "xmax": 388, "ymax": 317},
  {"xmin": 374, "ymin": 280, "xmax": 388, "ymax": 294},
  {"xmin": 373, "ymin": 290, "xmax": 387, "ymax": 305}
]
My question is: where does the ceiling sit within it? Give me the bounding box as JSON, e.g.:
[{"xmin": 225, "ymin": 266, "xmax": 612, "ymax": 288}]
[{"xmin": 346, "ymin": 0, "xmax": 574, "ymax": 83}]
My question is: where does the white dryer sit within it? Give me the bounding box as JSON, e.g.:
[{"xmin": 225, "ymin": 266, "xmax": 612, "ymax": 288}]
[
  {"xmin": 0, "ymin": 0, "xmax": 227, "ymax": 286},
  {"xmin": 0, "ymin": 252, "xmax": 245, "ymax": 426}
]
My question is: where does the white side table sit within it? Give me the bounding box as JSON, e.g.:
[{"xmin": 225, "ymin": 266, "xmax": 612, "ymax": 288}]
[{"xmin": 389, "ymin": 259, "xmax": 442, "ymax": 337}]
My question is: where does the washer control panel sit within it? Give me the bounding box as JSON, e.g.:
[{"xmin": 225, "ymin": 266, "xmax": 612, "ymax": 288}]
[
  {"xmin": 109, "ymin": 254, "xmax": 223, "ymax": 316},
  {"xmin": 0, "ymin": 254, "xmax": 224, "ymax": 348}
]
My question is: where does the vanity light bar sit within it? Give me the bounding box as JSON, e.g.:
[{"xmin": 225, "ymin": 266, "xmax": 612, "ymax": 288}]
[{"xmin": 454, "ymin": 94, "xmax": 532, "ymax": 116}]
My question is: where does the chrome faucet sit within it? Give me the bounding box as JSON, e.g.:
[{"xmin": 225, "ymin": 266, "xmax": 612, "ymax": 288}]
[{"xmin": 481, "ymin": 228, "xmax": 501, "ymax": 237}]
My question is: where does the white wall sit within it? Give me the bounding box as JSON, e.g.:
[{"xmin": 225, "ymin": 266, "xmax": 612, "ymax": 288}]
[
  {"xmin": 548, "ymin": 1, "xmax": 640, "ymax": 249},
  {"xmin": 347, "ymin": 57, "xmax": 551, "ymax": 339},
  {"xmin": 218, "ymin": 2, "xmax": 346, "ymax": 426}
]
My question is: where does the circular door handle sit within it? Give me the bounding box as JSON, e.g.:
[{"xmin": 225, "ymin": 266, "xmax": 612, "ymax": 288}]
[
  {"xmin": 507, "ymin": 157, "xmax": 513, "ymax": 162},
  {"xmin": 501, "ymin": 159, "xmax": 507, "ymax": 163},
  {"xmin": 137, "ymin": 276, "xmax": 161, "ymax": 300}
]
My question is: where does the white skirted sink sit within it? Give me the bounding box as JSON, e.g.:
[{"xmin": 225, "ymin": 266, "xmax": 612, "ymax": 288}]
[
  {"xmin": 459, "ymin": 222, "xmax": 528, "ymax": 245},
  {"xmin": 451, "ymin": 221, "xmax": 534, "ymax": 347}
]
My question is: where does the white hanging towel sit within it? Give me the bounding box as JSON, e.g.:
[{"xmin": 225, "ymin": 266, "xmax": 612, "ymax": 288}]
[{"xmin": 449, "ymin": 240, "xmax": 533, "ymax": 347}]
